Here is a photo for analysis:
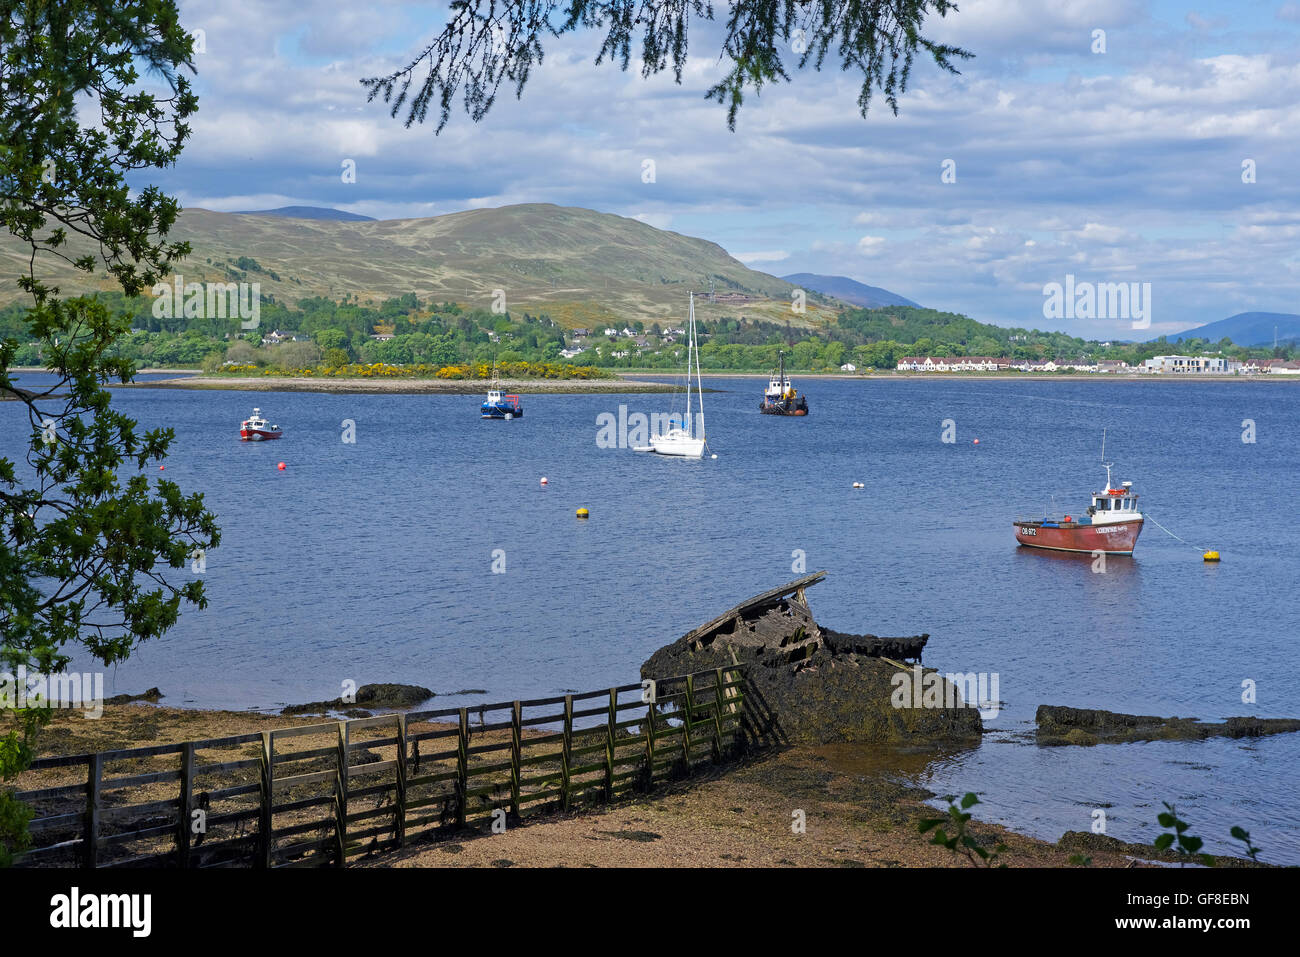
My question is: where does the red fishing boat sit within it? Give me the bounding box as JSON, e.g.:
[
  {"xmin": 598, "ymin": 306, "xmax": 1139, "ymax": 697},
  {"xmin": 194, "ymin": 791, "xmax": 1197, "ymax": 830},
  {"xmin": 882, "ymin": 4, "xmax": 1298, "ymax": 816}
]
[
  {"xmin": 239, "ymin": 408, "xmax": 282, "ymax": 441},
  {"xmin": 1014, "ymin": 456, "xmax": 1144, "ymax": 556}
]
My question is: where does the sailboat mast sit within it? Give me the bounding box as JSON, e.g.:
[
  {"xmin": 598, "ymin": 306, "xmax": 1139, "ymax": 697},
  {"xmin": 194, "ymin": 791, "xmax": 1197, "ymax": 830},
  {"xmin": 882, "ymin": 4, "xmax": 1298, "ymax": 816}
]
[{"xmin": 685, "ymin": 293, "xmax": 693, "ymax": 430}]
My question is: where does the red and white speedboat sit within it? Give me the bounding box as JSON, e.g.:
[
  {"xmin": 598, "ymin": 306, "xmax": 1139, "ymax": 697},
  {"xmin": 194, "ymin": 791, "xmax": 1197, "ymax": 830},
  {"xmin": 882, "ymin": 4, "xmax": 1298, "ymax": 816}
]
[
  {"xmin": 1014, "ymin": 460, "xmax": 1144, "ymax": 556},
  {"xmin": 239, "ymin": 408, "xmax": 282, "ymax": 441}
]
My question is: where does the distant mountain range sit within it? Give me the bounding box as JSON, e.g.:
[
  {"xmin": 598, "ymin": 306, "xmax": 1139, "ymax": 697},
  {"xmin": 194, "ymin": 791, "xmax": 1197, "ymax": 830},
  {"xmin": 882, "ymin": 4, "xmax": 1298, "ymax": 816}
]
[
  {"xmin": 234, "ymin": 205, "xmax": 376, "ymax": 222},
  {"xmin": 781, "ymin": 273, "xmax": 920, "ymax": 309},
  {"xmin": 1158, "ymin": 312, "xmax": 1300, "ymax": 348},
  {"xmin": 0, "ymin": 204, "xmax": 839, "ymax": 327}
]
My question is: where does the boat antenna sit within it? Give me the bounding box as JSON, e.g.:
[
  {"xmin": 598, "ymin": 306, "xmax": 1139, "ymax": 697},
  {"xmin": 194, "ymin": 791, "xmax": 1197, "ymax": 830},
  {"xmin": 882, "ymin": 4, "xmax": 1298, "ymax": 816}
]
[{"xmin": 1100, "ymin": 428, "xmax": 1113, "ymax": 489}]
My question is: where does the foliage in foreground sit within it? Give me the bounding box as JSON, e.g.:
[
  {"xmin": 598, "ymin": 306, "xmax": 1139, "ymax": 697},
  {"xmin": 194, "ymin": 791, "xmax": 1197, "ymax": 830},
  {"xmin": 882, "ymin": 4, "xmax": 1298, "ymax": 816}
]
[
  {"xmin": 2, "ymin": 0, "xmax": 218, "ymax": 864},
  {"xmin": 362, "ymin": 1, "xmax": 972, "ymax": 133},
  {"xmin": 918, "ymin": 792, "xmax": 1007, "ymax": 867}
]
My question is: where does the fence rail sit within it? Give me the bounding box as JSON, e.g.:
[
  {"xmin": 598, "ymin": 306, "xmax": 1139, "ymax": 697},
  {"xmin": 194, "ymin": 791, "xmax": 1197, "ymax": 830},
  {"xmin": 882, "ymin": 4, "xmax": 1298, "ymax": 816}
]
[{"xmin": 11, "ymin": 666, "xmax": 749, "ymax": 868}]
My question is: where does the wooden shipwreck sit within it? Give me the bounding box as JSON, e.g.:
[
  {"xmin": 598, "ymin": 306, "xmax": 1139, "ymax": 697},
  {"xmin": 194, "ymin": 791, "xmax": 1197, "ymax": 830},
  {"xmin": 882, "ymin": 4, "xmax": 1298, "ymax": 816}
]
[{"xmin": 642, "ymin": 572, "xmax": 981, "ymax": 745}]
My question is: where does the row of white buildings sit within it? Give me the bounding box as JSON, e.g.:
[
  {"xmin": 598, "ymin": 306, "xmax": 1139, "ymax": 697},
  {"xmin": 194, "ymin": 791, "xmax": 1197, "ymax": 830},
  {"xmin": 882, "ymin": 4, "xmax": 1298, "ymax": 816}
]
[
  {"xmin": 895, "ymin": 356, "xmax": 1131, "ymax": 373},
  {"xmin": 896, "ymin": 355, "xmax": 1300, "ymax": 374}
]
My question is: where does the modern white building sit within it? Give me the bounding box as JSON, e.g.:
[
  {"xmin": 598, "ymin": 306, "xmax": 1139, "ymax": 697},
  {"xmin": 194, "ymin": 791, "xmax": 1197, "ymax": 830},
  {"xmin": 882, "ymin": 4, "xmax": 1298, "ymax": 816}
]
[{"xmin": 1142, "ymin": 355, "xmax": 1231, "ymax": 374}]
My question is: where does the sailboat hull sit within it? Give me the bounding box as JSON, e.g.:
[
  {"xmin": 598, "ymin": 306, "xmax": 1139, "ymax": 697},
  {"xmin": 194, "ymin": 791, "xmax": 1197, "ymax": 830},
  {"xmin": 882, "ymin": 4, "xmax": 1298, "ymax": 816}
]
[{"xmin": 648, "ymin": 434, "xmax": 705, "ymax": 458}]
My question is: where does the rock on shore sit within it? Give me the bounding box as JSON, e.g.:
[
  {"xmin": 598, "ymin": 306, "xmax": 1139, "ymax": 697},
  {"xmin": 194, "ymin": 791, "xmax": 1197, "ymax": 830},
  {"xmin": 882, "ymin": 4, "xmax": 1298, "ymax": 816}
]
[
  {"xmin": 1036, "ymin": 704, "xmax": 1300, "ymax": 746},
  {"xmin": 281, "ymin": 683, "xmax": 435, "ymax": 716}
]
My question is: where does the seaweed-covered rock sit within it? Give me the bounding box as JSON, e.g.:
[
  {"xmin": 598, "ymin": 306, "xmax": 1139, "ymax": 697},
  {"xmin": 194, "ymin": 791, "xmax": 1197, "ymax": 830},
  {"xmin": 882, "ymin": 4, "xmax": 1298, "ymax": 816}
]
[
  {"xmin": 354, "ymin": 683, "xmax": 435, "ymax": 709},
  {"xmin": 642, "ymin": 587, "xmax": 980, "ymax": 746},
  {"xmin": 283, "ymin": 683, "xmax": 435, "ymax": 715},
  {"xmin": 1036, "ymin": 705, "xmax": 1300, "ymax": 746},
  {"xmin": 105, "ymin": 687, "xmax": 164, "ymax": 705},
  {"xmin": 1057, "ymin": 831, "xmax": 1265, "ymax": 868}
]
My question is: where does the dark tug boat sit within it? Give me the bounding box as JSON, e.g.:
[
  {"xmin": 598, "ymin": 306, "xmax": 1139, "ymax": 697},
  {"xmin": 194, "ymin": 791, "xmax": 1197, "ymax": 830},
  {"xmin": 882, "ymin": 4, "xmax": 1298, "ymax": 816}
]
[{"xmin": 759, "ymin": 351, "xmax": 808, "ymax": 416}]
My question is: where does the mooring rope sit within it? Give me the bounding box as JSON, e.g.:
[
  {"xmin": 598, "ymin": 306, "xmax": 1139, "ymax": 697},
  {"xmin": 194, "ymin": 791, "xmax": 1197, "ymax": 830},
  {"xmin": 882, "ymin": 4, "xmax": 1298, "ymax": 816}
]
[{"xmin": 1146, "ymin": 513, "xmax": 1207, "ymax": 551}]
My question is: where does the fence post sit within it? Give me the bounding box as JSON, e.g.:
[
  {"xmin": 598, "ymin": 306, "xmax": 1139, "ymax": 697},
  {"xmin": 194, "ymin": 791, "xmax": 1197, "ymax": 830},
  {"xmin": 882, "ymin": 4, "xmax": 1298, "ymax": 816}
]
[
  {"xmin": 334, "ymin": 721, "xmax": 349, "ymax": 868},
  {"xmin": 643, "ymin": 691, "xmax": 656, "ymax": 791},
  {"xmin": 455, "ymin": 708, "xmax": 469, "ymax": 828},
  {"xmin": 561, "ymin": 694, "xmax": 573, "ymax": 812},
  {"xmin": 394, "ymin": 714, "xmax": 407, "ymax": 848},
  {"xmin": 258, "ymin": 731, "xmax": 273, "ymax": 867},
  {"xmin": 83, "ymin": 753, "xmax": 101, "ymax": 868},
  {"xmin": 604, "ymin": 687, "xmax": 617, "ymax": 801},
  {"xmin": 510, "ymin": 701, "xmax": 522, "ymax": 820},
  {"xmin": 683, "ymin": 674, "xmax": 695, "ymax": 776},
  {"xmin": 712, "ymin": 668, "xmax": 724, "ymax": 763},
  {"xmin": 178, "ymin": 742, "xmax": 194, "ymax": 867}
]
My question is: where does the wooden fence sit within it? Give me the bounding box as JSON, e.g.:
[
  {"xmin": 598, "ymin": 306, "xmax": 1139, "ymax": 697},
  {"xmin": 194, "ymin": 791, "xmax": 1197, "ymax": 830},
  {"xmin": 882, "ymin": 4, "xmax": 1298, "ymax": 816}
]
[{"xmin": 12, "ymin": 666, "xmax": 748, "ymax": 868}]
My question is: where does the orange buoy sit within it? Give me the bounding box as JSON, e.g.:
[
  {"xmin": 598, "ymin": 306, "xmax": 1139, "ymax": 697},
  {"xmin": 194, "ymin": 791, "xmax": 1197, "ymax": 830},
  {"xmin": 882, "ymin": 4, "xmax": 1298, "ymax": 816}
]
[
  {"xmin": 158, "ymin": 465, "xmax": 165, "ymax": 470},
  {"xmin": 973, "ymin": 438, "xmax": 979, "ymax": 445},
  {"xmin": 277, "ymin": 462, "xmax": 286, "ymax": 471}
]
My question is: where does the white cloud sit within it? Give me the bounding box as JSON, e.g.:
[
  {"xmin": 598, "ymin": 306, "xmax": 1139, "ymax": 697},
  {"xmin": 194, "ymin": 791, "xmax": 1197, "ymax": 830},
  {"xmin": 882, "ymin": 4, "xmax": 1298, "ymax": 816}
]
[
  {"xmin": 633, "ymin": 212, "xmax": 674, "ymax": 230},
  {"xmin": 147, "ymin": 0, "xmax": 1300, "ymax": 333},
  {"xmin": 733, "ymin": 250, "xmax": 789, "ymax": 264}
]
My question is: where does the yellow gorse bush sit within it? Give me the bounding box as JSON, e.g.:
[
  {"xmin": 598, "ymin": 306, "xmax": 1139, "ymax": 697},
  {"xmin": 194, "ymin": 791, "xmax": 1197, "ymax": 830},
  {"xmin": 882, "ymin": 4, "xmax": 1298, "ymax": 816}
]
[{"xmin": 218, "ymin": 360, "xmax": 613, "ymax": 380}]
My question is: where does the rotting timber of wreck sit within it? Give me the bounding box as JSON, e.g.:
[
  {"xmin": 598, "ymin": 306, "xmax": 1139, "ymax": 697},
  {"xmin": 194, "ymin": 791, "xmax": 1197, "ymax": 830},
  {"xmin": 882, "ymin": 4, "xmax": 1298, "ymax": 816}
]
[{"xmin": 641, "ymin": 572, "xmax": 984, "ymax": 747}]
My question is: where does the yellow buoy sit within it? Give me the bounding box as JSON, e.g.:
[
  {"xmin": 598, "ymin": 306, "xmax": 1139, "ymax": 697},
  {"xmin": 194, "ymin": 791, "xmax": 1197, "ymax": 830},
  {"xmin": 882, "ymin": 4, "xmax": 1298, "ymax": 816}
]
[
  {"xmin": 1203, "ymin": 550, "xmax": 1220, "ymax": 562},
  {"xmin": 576, "ymin": 508, "xmax": 589, "ymax": 519}
]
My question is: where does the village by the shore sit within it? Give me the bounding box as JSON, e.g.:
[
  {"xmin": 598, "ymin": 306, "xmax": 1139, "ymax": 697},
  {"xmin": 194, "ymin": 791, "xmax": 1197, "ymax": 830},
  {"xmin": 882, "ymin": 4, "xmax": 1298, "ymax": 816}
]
[{"xmin": 890, "ymin": 354, "xmax": 1300, "ymax": 374}]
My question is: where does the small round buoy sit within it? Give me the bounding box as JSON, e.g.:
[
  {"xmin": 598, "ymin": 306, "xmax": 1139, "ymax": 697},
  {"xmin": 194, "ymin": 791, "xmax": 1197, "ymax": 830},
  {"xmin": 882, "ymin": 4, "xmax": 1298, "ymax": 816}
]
[
  {"xmin": 973, "ymin": 438, "xmax": 980, "ymax": 445},
  {"xmin": 277, "ymin": 462, "xmax": 286, "ymax": 471},
  {"xmin": 540, "ymin": 477, "xmax": 548, "ymax": 485},
  {"xmin": 1203, "ymin": 550, "xmax": 1220, "ymax": 562},
  {"xmin": 158, "ymin": 465, "xmax": 165, "ymax": 470},
  {"xmin": 576, "ymin": 508, "xmax": 589, "ymax": 519}
]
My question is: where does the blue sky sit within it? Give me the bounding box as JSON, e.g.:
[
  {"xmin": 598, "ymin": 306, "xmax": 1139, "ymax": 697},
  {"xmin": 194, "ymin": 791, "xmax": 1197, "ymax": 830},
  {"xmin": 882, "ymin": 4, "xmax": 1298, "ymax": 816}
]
[{"xmin": 160, "ymin": 0, "xmax": 1300, "ymax": 339}]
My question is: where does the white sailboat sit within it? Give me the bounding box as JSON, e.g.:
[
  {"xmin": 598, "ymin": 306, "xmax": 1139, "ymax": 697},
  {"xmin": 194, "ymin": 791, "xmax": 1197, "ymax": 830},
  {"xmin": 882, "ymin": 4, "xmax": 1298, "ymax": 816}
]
[{"xmin": 638, "ymin": 292, "xmax": 707, "ymax": 458}]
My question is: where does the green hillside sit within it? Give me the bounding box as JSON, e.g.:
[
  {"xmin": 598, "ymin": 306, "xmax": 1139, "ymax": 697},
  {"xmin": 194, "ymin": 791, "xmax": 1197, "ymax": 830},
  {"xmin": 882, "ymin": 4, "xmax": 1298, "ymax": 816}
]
[{"xmin": 0, "ymin": 203, "xmax": 840, "ymax": 328}]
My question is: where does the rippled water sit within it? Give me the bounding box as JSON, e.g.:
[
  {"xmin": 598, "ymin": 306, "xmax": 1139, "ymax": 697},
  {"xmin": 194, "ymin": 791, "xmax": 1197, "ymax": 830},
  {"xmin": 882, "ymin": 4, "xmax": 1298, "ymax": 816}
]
[{"xmin": 3, "ymin": 373, "xmax": 1298, "ymax": 862}]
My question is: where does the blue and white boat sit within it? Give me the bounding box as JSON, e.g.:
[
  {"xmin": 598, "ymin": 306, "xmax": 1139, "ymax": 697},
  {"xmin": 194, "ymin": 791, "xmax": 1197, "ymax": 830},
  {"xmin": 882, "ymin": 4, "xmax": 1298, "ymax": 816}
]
[{"xmin": 481, "ymin": 389, "xmax": 523, "ymax": 419}]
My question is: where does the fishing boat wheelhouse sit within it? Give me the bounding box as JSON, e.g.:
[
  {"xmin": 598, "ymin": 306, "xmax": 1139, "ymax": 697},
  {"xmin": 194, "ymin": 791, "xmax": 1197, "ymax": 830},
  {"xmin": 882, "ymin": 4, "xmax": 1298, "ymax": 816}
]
[{"xmin": 481, "ymin": 390, "xmax": 523, "ymax": 419}]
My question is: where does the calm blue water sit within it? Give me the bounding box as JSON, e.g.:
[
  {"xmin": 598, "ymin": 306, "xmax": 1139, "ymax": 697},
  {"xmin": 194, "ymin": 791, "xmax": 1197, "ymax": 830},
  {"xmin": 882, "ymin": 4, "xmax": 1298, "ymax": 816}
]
[{"xmin": 3, "ymin": 373, "xmax": 1298, "ymax": 862}]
